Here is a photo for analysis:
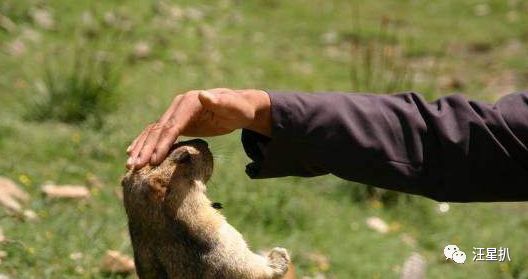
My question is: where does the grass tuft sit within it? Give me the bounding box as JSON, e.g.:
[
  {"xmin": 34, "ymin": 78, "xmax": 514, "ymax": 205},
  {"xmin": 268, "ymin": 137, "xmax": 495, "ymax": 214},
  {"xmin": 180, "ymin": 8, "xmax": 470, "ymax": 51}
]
[
  {"xmin": 347, "ymin": 19, "xmax": 415, "ymax": 94},
  {"xmin": 26, "ymin": 48, "xmax": 121, "ymax": 128}
]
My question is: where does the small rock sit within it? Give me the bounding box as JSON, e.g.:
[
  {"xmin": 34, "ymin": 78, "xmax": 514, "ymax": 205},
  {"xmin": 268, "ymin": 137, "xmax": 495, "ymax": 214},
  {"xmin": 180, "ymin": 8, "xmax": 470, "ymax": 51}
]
[
  {"xmin": 30, "ymin": 8, "xmax": 55, "ymax": 30},
  {"xmin": 132, "ymin": 41, "xmax": 151, "ymax": 59},
  {"xmin": 366, "ymin": 216, "xmax": 389, "ymax": 234},
  {"xmin": 400, "ymin": 252, "xmax": 426, "ymax": 279},
  {"xmin": 0, "ymin": 14, "xmax": 16, "ymax": 33},
  {"xmin": 321, "ymin": 31, "xmax": 338, "ymax": 45},
  {"xmin": 166, "ymin": 5, "xmax": 184, "ymax": 21},
  {"xmin": 474, "ymin": 4, "xmax": 491, "ymax": 17},
  {"xmin": 103, "ymin": 11, "xmax": 118, "ymax": 26},
  {"xmin": 169, "ymin": 50, "xmax": 188, "ymax": 64},
  {"xmin": 103, "ymin": 11, "xmax": 132, "ymax": 31},
  {"xmin": 154, "ymin": 1, "xmax": 184, "ymax": 20},
  {"xmin": 81, "ymin": 11, "xmax": 96, "ymax": 27},
  {"xmin": 42, "ymin": 184, "xmax": 90, "ymax": 199},
  {"xmin": 168, "ymin": 6, "xmax": 184, "ymax": 20},
  {"xmin": 302, "ymin": 273, "xmax": 326, "ymax": 279},
  {"xmin": 70, "ymin": 252, "xmax": 83, "ymax": 261},
  {"xmin": 100, "ymin": 250, "xmax": 135, "ymax": 274},
  {"xmin": 80, "ymin": 11, "xmax": 99, "ymax": 37},
  {"xmin": 23, "ymin": 209, "xmax": 38, "ymax": 221},
  {"xmin": 74, "ymin": 266, "xmax": 85, "ymax": 274},
  {"xmin": 184, "ymin": 7, "xmax": 205, "ymax": 21},
  {"xmin": 0, "ymin": 273, "xmax": 9, "ymax": 279},
  {"xmin": 21, "ymin": 28, "xmax": 42, "ymax": 43},
  {"xmin": 438, "ymin": 76, "xmax": 465, "ymax": 91},
  {"xmin": 0, "ymin": 177, "xmax": 29, "ymax": 212}
]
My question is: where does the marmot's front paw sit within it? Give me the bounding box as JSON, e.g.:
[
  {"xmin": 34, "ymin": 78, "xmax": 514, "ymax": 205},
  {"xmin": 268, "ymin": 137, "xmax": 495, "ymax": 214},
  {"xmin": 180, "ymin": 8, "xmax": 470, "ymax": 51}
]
[{"xmin": 267, "ymin": 247, "xmax": 290, "ymax": 277}]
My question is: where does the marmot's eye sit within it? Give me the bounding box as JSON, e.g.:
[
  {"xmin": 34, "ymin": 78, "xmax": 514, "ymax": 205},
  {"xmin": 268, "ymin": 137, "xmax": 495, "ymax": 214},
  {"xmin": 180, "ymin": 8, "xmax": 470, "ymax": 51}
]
[{"xmin": 175, "ymin": 150, "xmax": 192, "ymax": 164}]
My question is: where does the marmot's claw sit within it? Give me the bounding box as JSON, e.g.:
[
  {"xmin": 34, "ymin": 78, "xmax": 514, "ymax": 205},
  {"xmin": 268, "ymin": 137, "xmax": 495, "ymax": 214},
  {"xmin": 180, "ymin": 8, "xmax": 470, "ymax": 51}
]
[{"xmin": 268, "ymin": 247, "xmax": 290, "ymax": 276}]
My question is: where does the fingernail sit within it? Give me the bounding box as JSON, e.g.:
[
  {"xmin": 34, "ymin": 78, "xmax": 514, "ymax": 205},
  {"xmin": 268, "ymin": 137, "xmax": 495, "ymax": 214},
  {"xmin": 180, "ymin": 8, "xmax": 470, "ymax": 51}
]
[
  {"xmin": 127, "ymin": 156, "xmax": 134, "ymax": 166},
  {"xmin": 126, "ymin": 145, "xmax": 132, "ymax": 153}
]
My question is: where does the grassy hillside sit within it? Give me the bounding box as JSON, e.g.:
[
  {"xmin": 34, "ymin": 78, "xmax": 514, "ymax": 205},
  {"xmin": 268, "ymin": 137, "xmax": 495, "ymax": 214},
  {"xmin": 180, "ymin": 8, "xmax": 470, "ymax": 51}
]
[{"xmin": 1, "ymin": 0, "xmax": 527, "ymax": 278}]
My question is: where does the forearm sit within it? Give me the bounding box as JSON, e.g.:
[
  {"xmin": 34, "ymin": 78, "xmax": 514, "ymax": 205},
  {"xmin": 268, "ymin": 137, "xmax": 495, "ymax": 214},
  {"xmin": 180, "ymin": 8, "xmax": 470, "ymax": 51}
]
[{"xmin": 242, "ymin": 91, "xmax": 528, "ymax": 202}]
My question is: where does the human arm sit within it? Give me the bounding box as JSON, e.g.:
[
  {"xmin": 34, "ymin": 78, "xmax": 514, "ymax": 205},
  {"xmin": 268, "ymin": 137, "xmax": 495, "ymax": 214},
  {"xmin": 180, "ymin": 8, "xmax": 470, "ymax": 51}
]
[
  {"xmin": 126, "ymin": 88, "xmax": 272, "ymax": 169},
  {"xmin": 242, "ymin": 92, "xmax": 528, "ymax": 202}
]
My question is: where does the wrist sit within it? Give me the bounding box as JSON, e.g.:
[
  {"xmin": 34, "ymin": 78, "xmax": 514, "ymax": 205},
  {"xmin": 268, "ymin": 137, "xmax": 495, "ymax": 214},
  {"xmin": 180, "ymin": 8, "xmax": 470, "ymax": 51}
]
[{"xmin": 243, "ymin": 89, "xmax": 272, "ymax": 137}]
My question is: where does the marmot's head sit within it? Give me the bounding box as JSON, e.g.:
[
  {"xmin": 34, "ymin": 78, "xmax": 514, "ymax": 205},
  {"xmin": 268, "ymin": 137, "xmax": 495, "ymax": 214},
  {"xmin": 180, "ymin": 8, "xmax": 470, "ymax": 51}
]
[
  {"xmin": 122, "ymin": 139, "xmax": 213, "ymax": 203},
  {"xmin": 163, "ymin": 138, "xmax": 213, "ymax": 184}
]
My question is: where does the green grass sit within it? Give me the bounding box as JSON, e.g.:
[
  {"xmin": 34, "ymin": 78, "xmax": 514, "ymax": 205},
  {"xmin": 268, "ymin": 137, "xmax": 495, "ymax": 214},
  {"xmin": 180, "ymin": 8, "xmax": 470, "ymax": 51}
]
[
  {"xmin": 26, "ymin": 47, "xmax": 121, "ymax": 127},
  {"xmin": 1, "ymin": 0, "xmax": 528, "ymax": 278}
]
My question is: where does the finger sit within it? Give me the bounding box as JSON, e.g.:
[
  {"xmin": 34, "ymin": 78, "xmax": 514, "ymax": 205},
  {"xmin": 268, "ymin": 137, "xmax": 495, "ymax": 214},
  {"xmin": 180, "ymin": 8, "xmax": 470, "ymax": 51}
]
[
  {"xmin": 150, "ymin": 95, "xmax": 202, "ymax": 165},
  {"xmin": 147, "ymin": 95, "xmax": 191, "ymax": 165},
  {"xmin": 131, "ymin": 126, "xmax": 152, "ymax": 158},
  {"xmin": 150, "ymin": 119, "xmax": 182, "ymax": 165},
  {"xmin": 126, "ymin": 135, "xmax": 140, "ymax": 155},
  {"xmin": 126, "ymin": 124, "xmax": 153, "ymax": 155},
  {"xmin": 126, "ymin": 127, "xmax": 150, "ymax": 168},
  {"xmin": 134, "ymin": 122, "xmax": 165, "ymax": 169},
  {"xmin": 129, "ymin": 94, "xmax": 186, "ymax": 168}
]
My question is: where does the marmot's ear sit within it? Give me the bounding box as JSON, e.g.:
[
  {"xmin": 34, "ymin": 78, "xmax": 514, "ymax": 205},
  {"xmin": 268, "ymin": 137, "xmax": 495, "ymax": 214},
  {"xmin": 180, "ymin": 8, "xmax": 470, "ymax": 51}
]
[
  {"xmin": 174, "ymin": 149, "xmax": 191, "ymax": 164},
  {"xmin": 121, "ymin": 173, "xmax": 133, "ymax": 187},
  {"xmin": 147, "ymin": 176, "xmax": 167, "ymax": 201}
]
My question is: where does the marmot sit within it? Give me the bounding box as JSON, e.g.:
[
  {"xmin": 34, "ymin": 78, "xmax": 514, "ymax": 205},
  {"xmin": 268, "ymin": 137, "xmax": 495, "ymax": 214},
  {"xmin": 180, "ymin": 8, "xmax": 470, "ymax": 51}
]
[{"xmin": 122, "ymin": 139, "xmax": 291, "ymax": 279}]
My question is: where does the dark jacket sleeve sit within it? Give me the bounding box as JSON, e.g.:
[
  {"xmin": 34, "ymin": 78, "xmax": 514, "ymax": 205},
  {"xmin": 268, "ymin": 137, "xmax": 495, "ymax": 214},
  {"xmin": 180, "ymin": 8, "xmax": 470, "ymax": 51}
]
[{"xmin": 241, "ymin": 92, "xmax": 528, "ymax": 202}]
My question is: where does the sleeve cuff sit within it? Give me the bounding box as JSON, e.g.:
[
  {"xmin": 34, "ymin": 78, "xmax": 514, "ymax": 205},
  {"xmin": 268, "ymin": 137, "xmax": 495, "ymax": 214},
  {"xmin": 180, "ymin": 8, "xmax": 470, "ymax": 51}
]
[{"xmin": 241, "ymin": 92, "xmax": 327, "ymax": 179}]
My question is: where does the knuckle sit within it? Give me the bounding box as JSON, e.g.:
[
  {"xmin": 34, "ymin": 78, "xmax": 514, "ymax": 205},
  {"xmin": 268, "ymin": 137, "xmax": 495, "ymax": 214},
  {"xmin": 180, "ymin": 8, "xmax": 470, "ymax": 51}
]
[
  {"xmin": 173, "ymin": 94, "xmax": 183, "ymax": 102},
  {"xmin": 147, "ymin": 122, "xmax": 156, "ymax": 130},
  {"xmin": 162, "ymin": 121, "xmax": 174, "ymax": 131},
  {"xmin": 185, "ymin": 90, "xmax": 200, "ymax": 97},
  {"xmin": 210, "ymin": 87, "xmax": 230, "ymax": 93},
  {"xmin": 150, "ymin": 122, "xmax": 164, "ymax": 131}
]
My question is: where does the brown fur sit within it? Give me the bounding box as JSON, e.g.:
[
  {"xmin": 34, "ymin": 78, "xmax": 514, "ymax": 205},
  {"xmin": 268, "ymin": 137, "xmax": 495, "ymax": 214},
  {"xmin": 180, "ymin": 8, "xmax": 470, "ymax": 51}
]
[{"xmin": 122, "ymin": 139, "xmax": 291, "ymax": 279}]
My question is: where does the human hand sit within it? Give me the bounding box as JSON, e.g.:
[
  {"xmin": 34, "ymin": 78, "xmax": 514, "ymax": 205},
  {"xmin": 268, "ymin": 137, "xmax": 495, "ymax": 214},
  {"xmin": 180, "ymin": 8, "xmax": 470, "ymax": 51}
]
[{"xmin": 126, "ymin": 88, "xmax": 271, "ymax": 169}]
